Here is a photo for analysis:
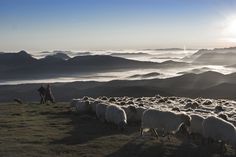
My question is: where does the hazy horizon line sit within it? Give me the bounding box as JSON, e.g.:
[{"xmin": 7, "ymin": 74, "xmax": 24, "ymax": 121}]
[{"xmin": 2, "ymin": 45, "xmax": 236, "ymax": 54}]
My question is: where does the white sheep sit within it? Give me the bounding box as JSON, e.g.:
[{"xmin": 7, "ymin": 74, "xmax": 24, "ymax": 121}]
[
  {"xmin": 189, "ymin": 114, "xmax": 205, "ymax": 136},
  {"xmin": 90, "ymin": 100, "xmax": 103, "ymax": 114},
  {"xmin": 74, "ymin": 99, "xmax": 91, "ymax": 114},
  {"xmin": 131, "ymin": 106, "xmax": 146, "ymax": 123},
  {"xmin": 140, "ymin": 109, "xmax": 191, "ymax": 138},
  {"xmin": 105, "ymin": 104, "xmax": 127, "ymax": 130},
  {"xmin": 122, "ymin": 105, "xmax": 136, "ymax": 123},
  {"xmin": 122, "ymin": 105, "xmax": 146, "ymax": 124},
  {"xmin": 202, "ymin": 116, "xmax": 236, "ymax": 146},
  {"xmin": 134, "ymin": 106, "xmax": 146, "ymax": 122},
  {"xmin": 96, "ymin": 102, "xmax": 110, "ymax": 122}
]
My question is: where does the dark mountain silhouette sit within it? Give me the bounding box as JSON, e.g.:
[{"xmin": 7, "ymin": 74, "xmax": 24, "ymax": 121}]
[
  {"xmin": 129, "ymin": 72, "xmax": 161, "ymax": 78},
  {"xmin": 158, "ymin": 60, "xmax": 188, "ymax": 68},
  {"xmin": 196, "ymin": 83, "xmax": 236, "ymax": 99},
  {"xmin": 75, "ymin": 52, "xmax": 92, "ymax": 56},
  {"xmin": 0, "ymin": 51, "xmax": 189, "ymax": 81},
  {"xmin": 182, "ymin": 49, "xmax": 208, "ymax": 62},
  {"xmin": 1, "ymin": 71, "xmax": 236, "ymax": 102},
  {"xmin": 0, "ymin": 50, "xmax": 37, "ymax": 66},
  {"xmin": 177, "ymin": 67, "xmax": 211, "ymax": 75},
  {"xmin": 41, "ymin": 50, "xmax": 92, "ymax": 56},
  {"xmin": 49, "ymin": 52, "xmax": 71, "ymax": 60}
]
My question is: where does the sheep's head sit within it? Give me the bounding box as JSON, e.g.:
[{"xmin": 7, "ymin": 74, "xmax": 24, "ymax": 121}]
[
  {"xmin": 215, "ymin": 105, "xmax": 224, "ymax": 112},
  {"xmin": 180, "ymin": 113, "xmax": 191, "ymax": 127},
  {"xmin": 172, "ymin": 107, "xmax": 180, "ymax": 112},
  {"xmin": 218, "ymin": 113, "xmax": 228, "ymax": 121}
]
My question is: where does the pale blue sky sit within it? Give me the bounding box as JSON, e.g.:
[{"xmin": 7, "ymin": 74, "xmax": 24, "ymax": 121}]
[{"xmin": 0, "ymin": 0, "xmax": 236, "ymax": 52}]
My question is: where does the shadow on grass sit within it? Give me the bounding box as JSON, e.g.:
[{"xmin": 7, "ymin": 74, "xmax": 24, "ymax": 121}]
[
  {"xmin": 106, "ymin": 135, "xmax": 235, "ymax": 157},
  {"xmin": 37, "ymin": 105, "xmax": 235, "ymax": 156},
  {"xmin": 105, "ymin": 136, "xmax": 165, "ymax": 157},
  {"xmin": 46, "ymin": 110, "xmax": 139, "ymax": 145},
  {"xmin": 169, "ymin": 140, "xmax": 235, "ymax": 157}
]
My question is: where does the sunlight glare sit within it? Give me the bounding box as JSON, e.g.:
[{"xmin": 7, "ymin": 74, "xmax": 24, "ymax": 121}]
[{"xmin": 223, "ymin": 15, "xmax": 236, "ymax": 42}]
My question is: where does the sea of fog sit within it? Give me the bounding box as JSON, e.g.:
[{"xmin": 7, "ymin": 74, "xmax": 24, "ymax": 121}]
[{"xmin": 2, "ymin": 49, "xmax": 236, "ymax": 85}]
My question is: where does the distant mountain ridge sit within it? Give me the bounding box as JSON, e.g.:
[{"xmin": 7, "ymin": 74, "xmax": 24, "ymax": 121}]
[
  {"xmin": 0, "ymin": 50, "xmax": 37, "ymax": 66},
  {"xmin": 47, "ymin": 52, "xmax": 71, "ymax": 60},
  {"xmin": 0, "ymin": 50, "xmax": 189, "ymax": 81}
]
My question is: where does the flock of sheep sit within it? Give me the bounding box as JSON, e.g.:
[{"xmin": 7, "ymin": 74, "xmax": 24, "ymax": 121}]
[{"xmin": 71, "ymin": 95, "xmax": 236, "ymax": 152}]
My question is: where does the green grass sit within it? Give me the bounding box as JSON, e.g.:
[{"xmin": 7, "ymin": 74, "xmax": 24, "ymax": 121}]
[{"xmin": 0, "ymin": 102, "xmax": 235, "ymax": 157}]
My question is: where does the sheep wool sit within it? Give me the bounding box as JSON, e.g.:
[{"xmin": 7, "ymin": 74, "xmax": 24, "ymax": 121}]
[
  {"xmin": 202, "ymin": 116, "xmax": 236, "ymax": 145},
  {"xmin": 96, "ymin": 102, "xmax": 110, "ymax": 122},
  {"xmin": 105, "ymin": 104, "xmax": 127, "ymax": 130},
  {"xmin": 122, "ymin": 105, "xmax": 146, "ymax": 123},
  {"xmin": 141, "ymin": 109, "xmax": 191, "ymax": 136},
  {"xmin": 190, "ymin": 114, "xmax": 205, "ymax": 135},
  {"xmin": 74, "ymin": 100, "xmax": 91, "ymax": 113},
  {"xmin": 132, "ymin": 106, "xmax": 146, "ymax": 123},
  {"xmin": 90, "ymin": 100, "xmax": 102, "ymax": 114}
]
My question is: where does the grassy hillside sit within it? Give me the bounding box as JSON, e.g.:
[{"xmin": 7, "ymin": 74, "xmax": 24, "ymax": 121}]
[{"xmin": 0, "ymin": 102, "xmax": 235, "ymax": 157}]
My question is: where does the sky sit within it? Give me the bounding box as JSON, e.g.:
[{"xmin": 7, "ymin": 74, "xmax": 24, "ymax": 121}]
[{"xmin": 0, "ymin": 0, "xmax": 236, "ymax": 52}]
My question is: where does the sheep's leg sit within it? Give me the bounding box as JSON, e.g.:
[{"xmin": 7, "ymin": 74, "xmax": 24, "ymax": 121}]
[
  {"xmin": 162, "ymin": 131, "xmax": 171, "ymax": 141},
  {"xmin": 220, "ymin": 142, "xmax": 226, "ymax": 154},
  {"xmin": 161, "ymin": 128, "xmax": 165, "ymax": 137},
  {"xmin": 140, "ymin": 127, "xmax": 143, "ymax": 136},
  {"xmin": 151, "ymin": 128, "xmax": 159, "ymax": 139},
  {"xmin": 234, "ymin": 145, "xmax": 236, "ymax": 156},
  {"xmin": 167, "ymin": 134, "xmax": 171, "ymax": 141}
]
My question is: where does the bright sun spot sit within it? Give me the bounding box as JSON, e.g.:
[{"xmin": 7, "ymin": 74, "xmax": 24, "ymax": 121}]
[{"xmin": 223, "ymin": 15, "xmax": 236, "ymax": 43}]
